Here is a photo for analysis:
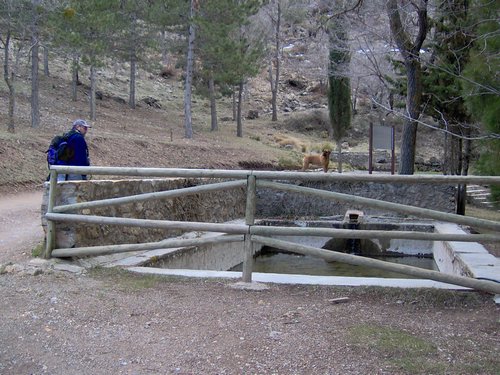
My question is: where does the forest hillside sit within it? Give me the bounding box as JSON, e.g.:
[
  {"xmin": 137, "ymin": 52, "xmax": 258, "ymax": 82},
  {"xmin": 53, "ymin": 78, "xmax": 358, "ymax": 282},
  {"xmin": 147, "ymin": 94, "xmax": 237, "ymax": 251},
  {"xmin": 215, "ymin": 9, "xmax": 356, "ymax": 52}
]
[{"xmin": 0, "ymin": 52, "xmax": 449, "ymax": 197}]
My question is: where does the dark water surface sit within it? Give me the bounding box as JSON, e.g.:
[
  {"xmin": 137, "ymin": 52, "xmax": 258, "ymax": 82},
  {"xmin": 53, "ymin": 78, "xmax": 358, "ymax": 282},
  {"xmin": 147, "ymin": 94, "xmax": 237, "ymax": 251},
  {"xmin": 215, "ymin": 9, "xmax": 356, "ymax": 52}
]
[{"xmin": 231, "ymin": 252, "xmax": 438, "ymax": 278}]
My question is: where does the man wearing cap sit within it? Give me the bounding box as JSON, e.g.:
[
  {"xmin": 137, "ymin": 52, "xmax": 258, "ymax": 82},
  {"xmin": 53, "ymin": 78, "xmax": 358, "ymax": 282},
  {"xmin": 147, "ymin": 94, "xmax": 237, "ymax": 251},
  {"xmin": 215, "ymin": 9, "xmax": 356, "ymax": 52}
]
[{"xmin": 57, "ymin": 119, "xmax": 92, "ymax": 181}]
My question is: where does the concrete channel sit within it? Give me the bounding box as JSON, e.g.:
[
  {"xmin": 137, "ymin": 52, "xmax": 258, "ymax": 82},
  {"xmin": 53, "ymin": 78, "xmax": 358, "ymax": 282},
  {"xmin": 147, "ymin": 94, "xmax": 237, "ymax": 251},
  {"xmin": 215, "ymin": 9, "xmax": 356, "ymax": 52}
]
[{"xmin": 78, "ymin": 216, "xmax": 500, "ymax": 292}]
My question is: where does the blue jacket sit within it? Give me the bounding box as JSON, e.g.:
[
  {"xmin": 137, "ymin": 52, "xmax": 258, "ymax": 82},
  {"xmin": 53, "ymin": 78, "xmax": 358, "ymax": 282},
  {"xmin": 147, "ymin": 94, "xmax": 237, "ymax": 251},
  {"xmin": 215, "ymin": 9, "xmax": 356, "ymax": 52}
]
[{"xmin": 66, "ymin": 130, "xmax": 90, "ymax": 166}]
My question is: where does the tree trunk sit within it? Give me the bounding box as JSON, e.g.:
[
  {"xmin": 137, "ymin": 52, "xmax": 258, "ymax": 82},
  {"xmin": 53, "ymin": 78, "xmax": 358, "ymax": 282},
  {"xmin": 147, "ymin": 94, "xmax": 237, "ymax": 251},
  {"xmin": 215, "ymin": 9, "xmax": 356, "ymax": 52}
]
[
  {"xmin": 399, "ymin": 59, "xmax": 422, "ymax": 174},
  {"xmin": 30, "ymin": 0, "xmax": 41, "ymax": 129},
  {"xmin": 232, "ymin": 90, "xmax": 236, "ymax": 121},
  {"xmin": 462, "ymin": 125, "xmax": 472, "ymax": 176},
  {"xmin": 129, "ymin": 13, "xmax": 137, "ymax": 110},
  {"xmin": 71, "ymin": 55, "xmax": 79, "ymax": 101},
  {"xmin": 237, "ymin": 81, "xmax": 244, "ymax": 137},
  {"xmin": 7, "ymin": 80, "xmax": 15, "ymax": 133},
  {"xmin": 90, "ymin": 65, "xmax": 96, "ymax": 121},
  {"xmin": 352, "ymin": 77, "xmax": 360, "ymax": 114},
  {"xmin": 43, "ymin": 46, "xmax": 49, "ymax": 76},
  {"xmin": 161, "ymin": 30, "xmax": 169, "ymax": 65},
  {"xmin": 209, "ymin": 76, "xmax": 218, "ymax": 131},
  {"xmin": 3, "ymin": 32, "xmax": 16, "ymax": 133},
  {"xmin": 337, "ymin": 139, "xmax": 343, "ymax": 173},
  {"xmin": 270, "ymin": 0, "xmax": 281, "ymax": 122},
  {"xmin": 459, "ymin": 129, "xmax": 473, "ymax": 215},
  {"xmin": 129, "ymin": 52, "xmax": 136, "ymax": 109},
  {"xmin": 387, "ymin": 0, "xmax": 428, "ymax": 175},
  {"xmin": 183, "ymin": 0, "xmax": 195, "ymax": 139},
  {"xmin": 457, "ymin": 127, "xmax": 472, "ymax": 216},
  {"xmin": 31, "ymin": 33, "xmax": 40, "ymax": 129},
  {"xmin": 398, "ymin": 54, "xmax": 422, "ymax": 175}
]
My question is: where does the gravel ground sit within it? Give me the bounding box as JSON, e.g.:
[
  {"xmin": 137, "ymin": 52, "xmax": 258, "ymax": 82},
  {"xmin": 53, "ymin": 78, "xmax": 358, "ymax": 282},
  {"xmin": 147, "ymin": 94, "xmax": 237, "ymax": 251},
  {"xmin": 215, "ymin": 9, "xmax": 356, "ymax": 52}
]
[
  {"xmin": 1, "ymin": 192, "xmax": 499, "ymax": 375},
  {"xmin": 1, "ymin": 266, "xmax": 499, "ymax": 375}
]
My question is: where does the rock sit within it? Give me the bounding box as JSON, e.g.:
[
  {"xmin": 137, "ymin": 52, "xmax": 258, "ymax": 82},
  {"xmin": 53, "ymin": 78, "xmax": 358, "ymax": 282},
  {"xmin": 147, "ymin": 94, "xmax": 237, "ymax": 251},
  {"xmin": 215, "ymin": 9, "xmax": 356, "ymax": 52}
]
[
  {"xmin": 246, "ymin": 110, "xmax": 259, "ymax": 119},
  {"xmin": 111, "ymin": 96, "xmax": 126, "ymax": 105},
  {"xmin": 229, "ymin": 281, "xmax": 269, "ymax": 291},
  {"xmin": 141, "ymin": 96, "xmax": 162, "ymax": 108},
  {"xmin": 53, "ymin": 263, "xmax": 86, "ymax": 274}
]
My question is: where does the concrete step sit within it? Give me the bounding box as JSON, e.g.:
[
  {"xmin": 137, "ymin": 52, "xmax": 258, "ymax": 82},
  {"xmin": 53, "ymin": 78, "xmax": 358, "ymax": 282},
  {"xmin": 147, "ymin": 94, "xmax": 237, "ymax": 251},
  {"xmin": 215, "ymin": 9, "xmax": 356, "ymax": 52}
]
[
  {"xmin": 466, "ymin": 184, "xmax": 499, "ymax": 211},
  {"xmin": 468, "ymin": 192, "xmax": 491, "ymax": 197},
  {"xmin": 469, "ymin": 195, "xmax": 491, "ymax": 201}
]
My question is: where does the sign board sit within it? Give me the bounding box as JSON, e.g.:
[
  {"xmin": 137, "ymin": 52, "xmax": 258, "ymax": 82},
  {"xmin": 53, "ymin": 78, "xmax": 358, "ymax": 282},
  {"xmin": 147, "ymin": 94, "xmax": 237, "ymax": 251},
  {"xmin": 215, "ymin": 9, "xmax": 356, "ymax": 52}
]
[
  {"xmin": 369, "ymin": 123, "xmax": 396, "ymax": 174},
  {"xmin": 373, "ymin": 125, "xmax": 393, "ymax": 150}
]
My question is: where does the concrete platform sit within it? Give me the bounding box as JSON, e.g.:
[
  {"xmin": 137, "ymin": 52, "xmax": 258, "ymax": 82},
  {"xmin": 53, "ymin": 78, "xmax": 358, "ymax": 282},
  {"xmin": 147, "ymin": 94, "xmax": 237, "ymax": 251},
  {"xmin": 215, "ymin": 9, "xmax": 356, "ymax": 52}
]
[{"xmin": 127, "ymin": 266, "xmax": 471, "ymax": 290}]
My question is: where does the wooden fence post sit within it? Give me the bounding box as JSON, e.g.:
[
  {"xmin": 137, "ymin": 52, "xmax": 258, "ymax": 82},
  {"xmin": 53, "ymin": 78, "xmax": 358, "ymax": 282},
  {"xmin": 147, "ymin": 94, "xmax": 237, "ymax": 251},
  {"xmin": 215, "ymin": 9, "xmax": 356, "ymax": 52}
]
[
  {"xmin": 42, "ymin": 170, "xmax": 57, "ymax": 259},
  {"xmin": 242, "ymin": 174, "xmax": 256, "ymax": 282}
]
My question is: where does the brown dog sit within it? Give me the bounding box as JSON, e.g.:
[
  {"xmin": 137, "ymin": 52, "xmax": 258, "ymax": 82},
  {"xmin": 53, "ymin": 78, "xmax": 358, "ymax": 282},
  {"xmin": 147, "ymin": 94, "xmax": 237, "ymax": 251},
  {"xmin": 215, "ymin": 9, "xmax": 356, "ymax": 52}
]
[{"xmin": 302, "ymin": 149, "xmax": 331, "ymax": 172}]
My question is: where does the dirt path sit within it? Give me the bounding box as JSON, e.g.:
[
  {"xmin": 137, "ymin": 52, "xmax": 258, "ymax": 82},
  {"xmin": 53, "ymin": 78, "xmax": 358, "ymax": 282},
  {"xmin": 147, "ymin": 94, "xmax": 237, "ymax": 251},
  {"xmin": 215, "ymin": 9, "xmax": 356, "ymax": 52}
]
[
  {"xmin": 0, "ymin": 189, "xmax": 45, "ymax": 264},
  {"xmin": 0, "ymin": 190, "xmax": 499, "ymax": 374}
]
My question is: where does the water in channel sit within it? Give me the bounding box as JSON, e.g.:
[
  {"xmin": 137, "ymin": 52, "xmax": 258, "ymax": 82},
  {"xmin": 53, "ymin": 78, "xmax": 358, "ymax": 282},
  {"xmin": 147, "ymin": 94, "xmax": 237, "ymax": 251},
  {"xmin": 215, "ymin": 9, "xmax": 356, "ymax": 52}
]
[{"xmin": 231, "ymin": 250, "xmax": 438, "ymax": 279}]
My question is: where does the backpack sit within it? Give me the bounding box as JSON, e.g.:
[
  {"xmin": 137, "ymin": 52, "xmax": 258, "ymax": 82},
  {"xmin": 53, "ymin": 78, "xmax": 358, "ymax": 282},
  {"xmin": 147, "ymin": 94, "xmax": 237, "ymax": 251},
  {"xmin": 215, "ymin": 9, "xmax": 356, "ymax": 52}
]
[{"xmin": 46, "ymin": 130, "xmax": 76, "ymax": 167}]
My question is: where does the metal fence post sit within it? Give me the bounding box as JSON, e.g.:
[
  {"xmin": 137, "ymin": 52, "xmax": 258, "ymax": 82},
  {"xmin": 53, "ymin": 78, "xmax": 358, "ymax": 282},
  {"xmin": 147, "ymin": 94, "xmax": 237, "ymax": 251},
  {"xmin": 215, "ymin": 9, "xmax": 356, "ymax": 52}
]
[{"xmin": 242, "ymin": 174, "xmax": 256, "ymax": 282}]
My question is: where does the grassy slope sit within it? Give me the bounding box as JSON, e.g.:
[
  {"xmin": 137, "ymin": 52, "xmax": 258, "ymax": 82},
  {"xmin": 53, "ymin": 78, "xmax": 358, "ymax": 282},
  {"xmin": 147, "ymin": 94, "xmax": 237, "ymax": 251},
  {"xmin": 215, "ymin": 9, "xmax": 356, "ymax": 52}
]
[{"xmin": 0, "ymin": 62, "xmax": 311, "ymax": 193}]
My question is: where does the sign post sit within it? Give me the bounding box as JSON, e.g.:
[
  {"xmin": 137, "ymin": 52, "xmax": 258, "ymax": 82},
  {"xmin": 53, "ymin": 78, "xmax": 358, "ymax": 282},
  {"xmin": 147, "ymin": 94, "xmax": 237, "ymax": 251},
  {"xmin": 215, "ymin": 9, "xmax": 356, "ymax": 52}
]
[{"xmin": 369, "ymin": 124, "xmax": 395, "ymax": 174}]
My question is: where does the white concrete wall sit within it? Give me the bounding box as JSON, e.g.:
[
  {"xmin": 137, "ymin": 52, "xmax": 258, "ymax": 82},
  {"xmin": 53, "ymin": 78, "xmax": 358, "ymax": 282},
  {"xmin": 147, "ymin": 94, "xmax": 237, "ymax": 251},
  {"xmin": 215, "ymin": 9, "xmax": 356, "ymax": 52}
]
[{"xmin": 433, "ymin": 223, "xmax": 500, "ymax": 282}]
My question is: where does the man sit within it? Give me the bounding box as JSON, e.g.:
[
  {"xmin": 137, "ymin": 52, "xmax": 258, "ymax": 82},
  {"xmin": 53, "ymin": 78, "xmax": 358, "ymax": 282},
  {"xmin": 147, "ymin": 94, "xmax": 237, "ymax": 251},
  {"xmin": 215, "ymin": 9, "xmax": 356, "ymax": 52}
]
[{"xmin": 57, "ymin": 119, "xmax": 91, "ymax": 181}]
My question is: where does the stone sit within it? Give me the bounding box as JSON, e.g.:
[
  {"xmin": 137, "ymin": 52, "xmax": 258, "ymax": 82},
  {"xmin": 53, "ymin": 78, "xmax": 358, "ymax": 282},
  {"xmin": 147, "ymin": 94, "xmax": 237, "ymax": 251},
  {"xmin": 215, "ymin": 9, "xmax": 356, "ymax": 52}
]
[
  {"xmin": 53, "ymin": 263, "xmax": 86, "ymax": 274},
  {"xmin": 230, "ymin": 281, "xmax": 269, "ymax": 291}
]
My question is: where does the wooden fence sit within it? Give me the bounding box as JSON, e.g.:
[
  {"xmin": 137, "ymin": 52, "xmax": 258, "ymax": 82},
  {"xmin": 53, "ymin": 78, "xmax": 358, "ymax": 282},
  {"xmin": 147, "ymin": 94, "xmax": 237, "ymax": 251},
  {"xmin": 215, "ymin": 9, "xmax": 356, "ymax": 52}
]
[{"xmin": 44, "ymin": 166, "xmax": 500, "ymax": 294}]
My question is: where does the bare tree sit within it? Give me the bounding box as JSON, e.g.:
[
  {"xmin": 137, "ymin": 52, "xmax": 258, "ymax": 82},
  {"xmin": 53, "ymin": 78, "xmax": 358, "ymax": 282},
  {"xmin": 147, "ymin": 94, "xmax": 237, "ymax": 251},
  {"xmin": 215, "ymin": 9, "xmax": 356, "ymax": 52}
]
[
  {"xmin": 2, "ymin": 31, "xmax": 18, "ymax": 133},
  {"xmin": 267, "ymin": 0, "xmax": 282, "ymax": 121},
  {"xmin": 387, "ymin": 0, "xmax": 428, "ymax": 174},
  {"xmin": 183, "ymin": 0, "xmax": 196, "ymax": 139},
  {"xmin": 0, "ymin": 1, "xmax": 28, "ymax": 133},
  {"xmin": 30, "ymin": 0, "xmax": 42, "ymax": 129}
]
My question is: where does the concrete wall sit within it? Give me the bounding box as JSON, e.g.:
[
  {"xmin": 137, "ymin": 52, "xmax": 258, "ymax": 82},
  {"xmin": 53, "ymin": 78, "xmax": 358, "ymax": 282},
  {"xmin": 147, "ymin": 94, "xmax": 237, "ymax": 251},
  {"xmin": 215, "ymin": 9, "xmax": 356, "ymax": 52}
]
[
  {"xmin": 256, "ymin": 180, "xmax": 456, "ymax": 218},
  {"xmin": 152, "ymin": 240, "xmax": 246, "ymax": 271},
  {"xmin": 42, "ymin": 178, "xmax": 246, "ymax": 249},
  {"xmin": 42, "ymin": 177, "xmax": 456, "ymax": 250},
  {"xmin": 433, "ymin": 223, "xmax": 500, "ymax": 282}
]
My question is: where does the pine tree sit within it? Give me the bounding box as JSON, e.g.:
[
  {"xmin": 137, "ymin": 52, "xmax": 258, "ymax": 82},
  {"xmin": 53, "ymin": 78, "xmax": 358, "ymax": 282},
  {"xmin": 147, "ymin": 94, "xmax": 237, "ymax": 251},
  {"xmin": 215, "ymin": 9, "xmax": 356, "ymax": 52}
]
[
  {"xmin": 327, "ymin": 18, "xmax": 351, "ymax": 174},
  {"xmin": 196, "ymin": 0, "xmax": 264, "ymax": 137},
  {"xmin": 462, "ymin": 0, "xmax": 500, "ymax": 202},
  {"xmin": 422, "ymin": 0, "xmax": 472, "ymax": 214},
  {"xmin": 52, "ymin": 0, "xmax": 120, "ymax": 120},
  {"xmin": 0, "ymin": 1, "xmax": 33, "ymax": 132}
]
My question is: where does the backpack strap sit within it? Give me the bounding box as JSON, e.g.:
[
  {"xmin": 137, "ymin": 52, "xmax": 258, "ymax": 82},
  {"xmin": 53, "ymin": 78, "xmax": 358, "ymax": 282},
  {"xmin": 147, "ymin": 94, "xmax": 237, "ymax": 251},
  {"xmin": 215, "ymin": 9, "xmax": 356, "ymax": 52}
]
[{"xmin": 63, "ymin": 129, "xmax": 78, "ymax": 141}]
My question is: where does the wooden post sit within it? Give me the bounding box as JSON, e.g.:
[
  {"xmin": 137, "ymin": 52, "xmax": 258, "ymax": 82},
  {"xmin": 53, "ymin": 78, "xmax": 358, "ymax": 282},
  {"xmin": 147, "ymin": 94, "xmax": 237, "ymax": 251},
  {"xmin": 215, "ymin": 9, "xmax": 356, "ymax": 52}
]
[
  {"xmin": 391, "ymin": 126, "xmax": 395, "ymax": 175},
  {"xmin": 369, "ymin": 122, "xmax": 373, "ymax": 174},
  {"xmin": 43, "ymin": 170, "xmax": 57, "ymax": 259},
  {"xmin": 52, "ymin": 234, "xmax": 244, "ymax": 258},
  {"xmin": 242, "ymin": 174, "xmax": 256, "ymax": 282},
  {"xmin": 46, "ymin": 212, "xmax": 248, "ymax": 233},
  {"xmin": 48, "ymin": 165, "xmax": 500, "ymax": 185},
  {"xmin": 54, "ymin": 180, "xmax": 246, "ymax": 213}
]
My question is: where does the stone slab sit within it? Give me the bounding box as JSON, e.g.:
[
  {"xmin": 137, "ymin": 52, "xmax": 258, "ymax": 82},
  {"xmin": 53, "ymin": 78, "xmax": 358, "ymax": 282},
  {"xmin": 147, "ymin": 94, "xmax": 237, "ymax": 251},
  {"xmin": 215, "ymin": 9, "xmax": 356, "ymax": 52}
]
[{"xmin": 126, "ymin": 267, "xmax": 471, "ymax": 290}]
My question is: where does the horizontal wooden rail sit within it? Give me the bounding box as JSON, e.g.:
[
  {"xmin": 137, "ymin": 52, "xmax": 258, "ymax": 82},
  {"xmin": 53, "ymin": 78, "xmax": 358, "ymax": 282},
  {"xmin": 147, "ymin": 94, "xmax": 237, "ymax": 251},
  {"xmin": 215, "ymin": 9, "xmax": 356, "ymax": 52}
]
[
  {"xmin": 52, "ymin": 234, "xmax": 244, "ymax": 258},
  {"xmin": 45, "ymin": 213, "xmax": 249, "ymax": 234},
  {"xmin": 50, "ymin": 165, "xmax": 500, "ymax": 184},
  {"xmin": 44, "ymin": 166, "xmax": 499, "ymax": 290},
  {"xmin": 250, "ymin": 226, "xmax": 500, "ymax": 242},
  {"xmin": 251, "ymin": 236, "xmax": 500, "ymax": 295},
  {"xmin": 54, "ymin": 180, "xmax": 246, "ymax": 213},
  {"xmin": 257, "ymin": 180, "xmax": 500, "ymax": 232}
]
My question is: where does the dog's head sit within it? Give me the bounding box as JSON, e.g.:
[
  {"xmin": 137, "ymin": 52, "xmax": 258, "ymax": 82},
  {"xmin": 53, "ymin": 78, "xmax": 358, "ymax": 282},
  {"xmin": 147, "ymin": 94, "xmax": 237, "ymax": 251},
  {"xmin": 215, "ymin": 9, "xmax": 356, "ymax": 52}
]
[{"xmin": 322, "ymin": 149, "xmax": 331, "ymax": 158}]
